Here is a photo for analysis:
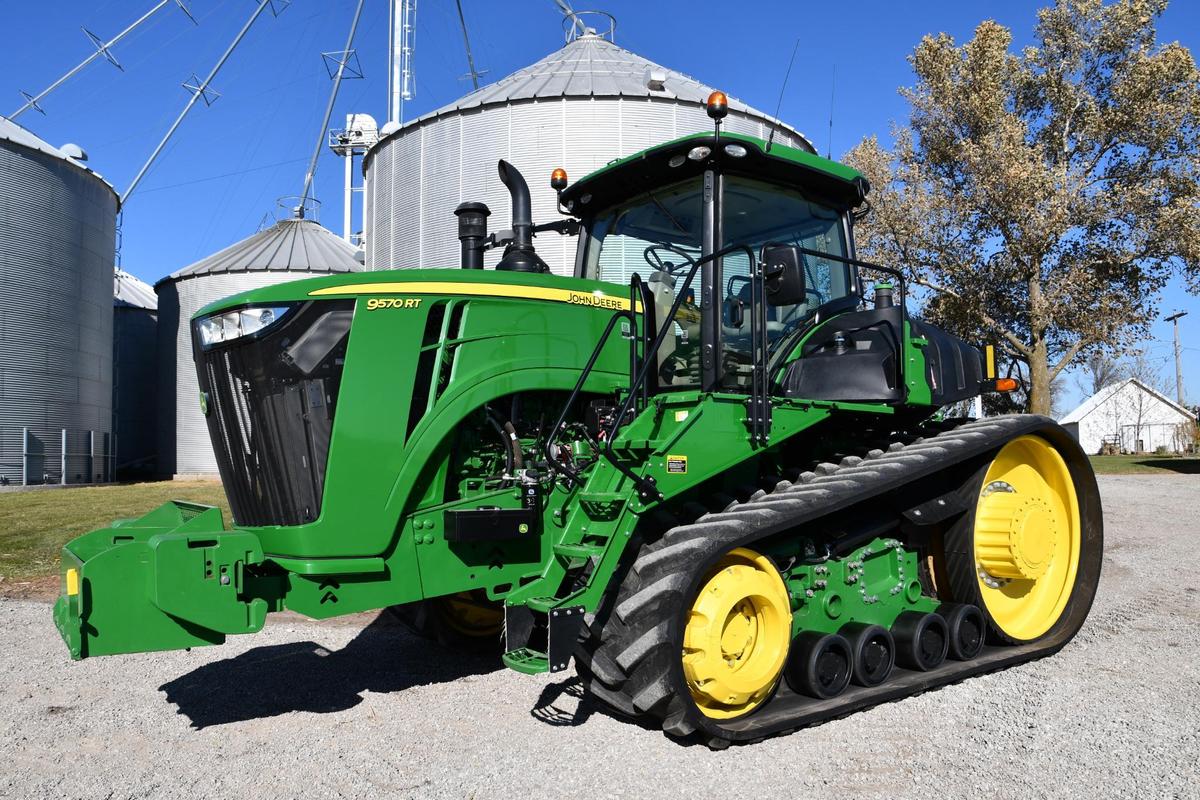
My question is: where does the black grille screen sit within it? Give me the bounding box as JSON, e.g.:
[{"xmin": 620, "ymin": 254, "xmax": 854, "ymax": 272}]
[{"xmin": 195, "ymin": 300, "xmax": 354, "ymax": 527}]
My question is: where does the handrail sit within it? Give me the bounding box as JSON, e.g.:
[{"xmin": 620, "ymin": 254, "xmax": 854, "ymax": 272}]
[
  {"xmin": 548, "ymin": 243, "xmax": 766, "ymax": 502},
  {"xmin": 544, "ymin": 274, "xmax": 653, "ymax": 491},
  {"xmin": 785, "ymin": 247, "xmax": 910, "ymax": 393},
  {"xmin": 600, "ymin": 243, "xmax": 758, "ymax": 501}
]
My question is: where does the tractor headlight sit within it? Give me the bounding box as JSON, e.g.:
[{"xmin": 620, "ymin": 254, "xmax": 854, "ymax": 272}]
[{"xmin": 196, "ymin": 305, "xmax": 292, "ymax": 347}]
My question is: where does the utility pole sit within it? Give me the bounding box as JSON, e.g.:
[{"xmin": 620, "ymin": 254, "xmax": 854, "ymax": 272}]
[{"xmin": 1166, "ymin": 311, "xmax": 1188, "ymax": 406}]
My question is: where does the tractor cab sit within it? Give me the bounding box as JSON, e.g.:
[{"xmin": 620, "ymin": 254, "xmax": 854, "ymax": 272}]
[{"xmin": 559, "ymin": 121, "xmax": 872, "ymax": 395}]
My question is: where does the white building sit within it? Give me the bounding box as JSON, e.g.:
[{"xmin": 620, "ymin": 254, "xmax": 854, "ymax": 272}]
[{"xmin": 1060, "ymin": 378, "xmax": 1196, "ymax": 454}]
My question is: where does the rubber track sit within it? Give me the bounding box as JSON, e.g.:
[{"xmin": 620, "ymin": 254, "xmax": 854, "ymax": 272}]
[{"xmin": 577, "ymin": 413, "xmax": 1079, "ymax": 747}]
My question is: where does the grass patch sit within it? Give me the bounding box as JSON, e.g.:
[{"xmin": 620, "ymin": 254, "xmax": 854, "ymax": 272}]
[
  {"xmin": 1088, "ymin": 455, "xmax": 1200, "ymax": 475},
  {"xmin": 0, "ymin": 481, "xmax": 229, "ymax": 585}
]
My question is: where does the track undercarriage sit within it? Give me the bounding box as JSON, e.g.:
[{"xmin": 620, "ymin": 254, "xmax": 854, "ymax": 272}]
[{"xmin": 576, "ymin": 414, "xmax": 1103, "ymax": 747}]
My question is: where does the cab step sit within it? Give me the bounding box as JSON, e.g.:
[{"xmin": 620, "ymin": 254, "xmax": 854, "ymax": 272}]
[
  {"xmin": 503, "ymin": 603, "xmax": 586, "ymax": 674},
  {"xmin": 502, "ymin": 647, "xmax": 549, "ymax": 675}
]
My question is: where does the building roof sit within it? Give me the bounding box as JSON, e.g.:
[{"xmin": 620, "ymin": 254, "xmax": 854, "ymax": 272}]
[
  {"xmin": 1060, "ymin": 378, "xmax": 1197, "ymax": 424},
  {"xmin": 160, "ymin": 217, "xmax": 363, "ymax": 285},
  {"xmin": 374, "ymin": 34, "xmax": 814, "ymax": 152},
  {"xmin": 0, "ymin": 114, "xmax": 116, "ymax": 195},
  {"xmin": 114, "ymin": 268, "xmax": 157, "ymax": 310}
]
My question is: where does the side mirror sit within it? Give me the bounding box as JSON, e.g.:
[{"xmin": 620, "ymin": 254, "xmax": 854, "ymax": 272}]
[{"xmin": 760, "ymin": 244, "xmax": 807, "ymax": 306}]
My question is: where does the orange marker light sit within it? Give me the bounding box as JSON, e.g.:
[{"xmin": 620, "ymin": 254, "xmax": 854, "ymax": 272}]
[
  {"xmin": 994, "ymin": 377, "xmax": 1019, "ymax": 392},
  {"xmin": 550, "ymin": 167, "xmax": 568, "ymax": 191},
  {"xmin": 706, "ymin": 90, "xmax": 729, "ymax": 120}
]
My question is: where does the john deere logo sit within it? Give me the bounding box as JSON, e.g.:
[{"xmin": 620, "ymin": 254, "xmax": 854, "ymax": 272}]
[{"xmin": 199, "ymin": 391, "xmax": 210, "ymax": 417}]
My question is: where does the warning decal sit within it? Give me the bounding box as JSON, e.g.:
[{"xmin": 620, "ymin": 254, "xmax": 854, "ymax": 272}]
[{"xmin": 666, "ymin": 455, "xmax": 688, "ymax": 474}]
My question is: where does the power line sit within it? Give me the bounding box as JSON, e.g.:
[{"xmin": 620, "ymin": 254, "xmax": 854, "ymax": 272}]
[{"xmin": 138, "ymin": 156, "xmax": 309, "ymax": 195}]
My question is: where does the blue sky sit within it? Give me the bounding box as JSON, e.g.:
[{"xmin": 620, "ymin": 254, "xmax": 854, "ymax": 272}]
[{"xmin": 2, "ymin": 0, "xmax": 1197, "ymax": 409}]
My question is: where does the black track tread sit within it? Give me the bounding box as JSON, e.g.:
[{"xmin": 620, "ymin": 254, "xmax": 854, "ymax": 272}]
[{"xmin": 577, "ymin": 414, "xmax": 1056, "ymax": 745}]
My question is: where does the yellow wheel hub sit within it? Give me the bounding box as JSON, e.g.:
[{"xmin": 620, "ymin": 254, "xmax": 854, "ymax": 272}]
[
  {"xmin": 974, "ymin": 436, "xmax": 1080, "ymax": 641},
  {"xmin": 682, "ymin": 548, "xmax": 792, "ymax": 719},
  {"xmin": 976, "ymin": 493, "xmax": 1058, "ymax": 580}
]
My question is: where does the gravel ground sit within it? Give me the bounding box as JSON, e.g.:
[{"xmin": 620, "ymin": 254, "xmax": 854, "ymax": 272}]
[{"xmin": 1, "ymin": 474, "xmax": 1197, "ymax": 799}]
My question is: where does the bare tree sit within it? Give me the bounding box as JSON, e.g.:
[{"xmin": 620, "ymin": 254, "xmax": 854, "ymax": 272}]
[
  {"xmin": 1077, "ymin": 349, "xmax": 1123, "ymax": 396},
  {"xmin": 846, "ymin": 0, "xmax": 1200, "ymax": 415}
]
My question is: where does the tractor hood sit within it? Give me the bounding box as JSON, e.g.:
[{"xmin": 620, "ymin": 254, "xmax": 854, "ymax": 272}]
[{"xmin": 194, "ymin": 267, "xmax": 636, "ymax": 320}]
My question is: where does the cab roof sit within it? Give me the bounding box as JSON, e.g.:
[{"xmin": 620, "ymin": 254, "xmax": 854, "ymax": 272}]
[{"xmin": 560, "ymin": 132, "xmax": 868, "ymax": 215}]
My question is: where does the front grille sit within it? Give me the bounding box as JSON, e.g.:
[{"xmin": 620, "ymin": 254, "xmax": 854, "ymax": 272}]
[{"xmin": 195, "ymin": 300, "xmax": 354, "ymax": 527}]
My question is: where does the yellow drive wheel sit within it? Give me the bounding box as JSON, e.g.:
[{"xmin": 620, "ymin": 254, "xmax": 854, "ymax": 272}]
[
  {"xmin": 387, "ymin": 589, "xmax": 504, "ymax": 652},
  {"xmin": 971, "ymin": 435, "xmax": 1081, "ymax": 641},
  {"xmin": 433, "ymin": 590, "xmax": 505, "ymax": 639},
  {"xmin": 682, "ymin": 547, "xmax": 792, "ymax": 719}
]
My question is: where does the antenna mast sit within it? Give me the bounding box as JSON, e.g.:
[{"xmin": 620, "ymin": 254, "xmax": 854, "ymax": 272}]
[
  {"xmin": 553, "ymin": 0, "xmax": 588, "ymax": 39},
  {"xmin": 827, "ymin": 65, "xmax": 837, "ymax": 159},
  {"xmin": 11, "ymin": 0, "xmax": 197, "ymax": 120},
  {"xmin": 388, "ymin": 0, "xmax": 417, "ymax": 125},
  {"xmin": 764, "ymin": 38, "xmax": 799, "ymax": 154},
  {"xmin": 454, "ymin": 0, "xmax": 484, "ymax": 91},
  {"xmin": 300, "ymin": 0, "xmax": 367, "ymax": 210},
  {"xmin": 121, "ymin": 0, "xmax": 276, "ymax": 206}
]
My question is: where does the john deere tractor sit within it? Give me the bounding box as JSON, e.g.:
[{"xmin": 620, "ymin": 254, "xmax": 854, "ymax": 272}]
[{"xmin": 54, "ymin": 94, "xmax": 1102, "ymax": 747}]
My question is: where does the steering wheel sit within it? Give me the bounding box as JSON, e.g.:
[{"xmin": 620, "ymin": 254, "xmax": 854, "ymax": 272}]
[{"xmin": 644, "ymin": 244, "xmax": 697, "ymax": 277}]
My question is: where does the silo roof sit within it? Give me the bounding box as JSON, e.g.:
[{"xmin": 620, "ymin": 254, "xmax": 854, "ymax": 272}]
[
  {"xmin": 0, "ymin": 114, "xmax": 116, "ymax": 194},
  {"xmin": 114, "ymin": 268, "xmax": 158, "ymax": 310},
  {"xmin": 160, "ymin": 217, "xmax": 363, "ymax": 285},
  {"xmin": 373, "ymin": 34, "xmax": 813, "ymax": 154}
]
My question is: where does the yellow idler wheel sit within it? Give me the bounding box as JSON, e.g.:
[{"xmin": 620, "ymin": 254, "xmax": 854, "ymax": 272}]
[
  {"xmin": 972, "ymin": 435, "xmax": 1081, "ymax": 641},
  {"xmin": 682, "ymin": 547, "xmax": 792, "ymax": 719}
]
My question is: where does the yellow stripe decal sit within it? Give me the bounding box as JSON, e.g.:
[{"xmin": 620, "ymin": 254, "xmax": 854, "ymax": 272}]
[
  {"xmin": 308, "ymin": 281, "xmax": 636, "ymax": 312},
  {"xmin": 985, "ymin": 345, "xmax": 996, "ymax": 379}
]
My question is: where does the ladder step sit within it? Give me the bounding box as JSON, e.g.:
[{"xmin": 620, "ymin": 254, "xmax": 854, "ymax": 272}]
[
  {"xmin": 525, "ymin": 596, "xmax": 561, "ymax": 613},
  {"xmin": 502, "ymin": 647, "xmax": 549, "ymax": 675},
  {"xmin": 552, "ymin": 542, "xmax": 604, "ymax": 560}
]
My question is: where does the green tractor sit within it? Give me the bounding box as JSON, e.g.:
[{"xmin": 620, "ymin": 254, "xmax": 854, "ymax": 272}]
[{"xmin": 54, "ymin": 95, "xmax": 1102, "ymax": 747}]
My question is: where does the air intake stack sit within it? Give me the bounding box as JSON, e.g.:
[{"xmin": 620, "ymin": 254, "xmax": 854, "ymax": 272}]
[{"xmin": 454, "ymin": 201, "xmax": 490, "ymax": 269}]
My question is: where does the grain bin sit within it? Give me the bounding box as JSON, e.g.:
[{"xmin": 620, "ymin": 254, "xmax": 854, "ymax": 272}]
[
  {"xmin": 155, "ymin": 215, "xmax": 362, "ymax": 477},
  {"xmin": 113, "ymin": 269, "xmax": 158, "ymax": 478},
  {"xmin": 363, "ymin": 26, "xmax": 814, "ymax": 276},
  {"xmin": 0, "ymin": 115, "xmax": 117, "ymax": 485}
]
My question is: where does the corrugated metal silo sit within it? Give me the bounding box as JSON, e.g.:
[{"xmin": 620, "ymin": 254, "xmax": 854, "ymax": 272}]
[
  {"xmin": 155, "ymin": 216, "xmax": 363, "ymax": 477},
  {"xmin": 113, "ymin": 269, "xmax": 158, "ymax": 478},
  {"xmin": 363, "ymin": 30, "xmax": 815, "ymax": 276},
  {"xmin": 0, "ymin": 115, "xmax": 117, "ymax": 485}
]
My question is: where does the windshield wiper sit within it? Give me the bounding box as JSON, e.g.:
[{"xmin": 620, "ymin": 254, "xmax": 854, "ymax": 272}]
[{"xmin": 643, "ymin": 186, "xmax": 689, "ymax": 236}]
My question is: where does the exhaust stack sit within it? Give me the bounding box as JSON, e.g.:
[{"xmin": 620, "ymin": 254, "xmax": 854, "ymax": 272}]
[{"xmin": 496, "ymin": 160, "xmax": 546, "ymax": 273}]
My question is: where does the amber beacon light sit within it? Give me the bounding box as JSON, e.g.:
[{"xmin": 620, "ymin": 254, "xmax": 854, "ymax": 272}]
[{"xmin": 706, "ymin": 90, "xmax": 729, "ymax": 120}]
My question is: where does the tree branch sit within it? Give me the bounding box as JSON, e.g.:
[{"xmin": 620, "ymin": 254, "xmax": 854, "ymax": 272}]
[
  {"xmin": 1050, "ymin": 338, "xmax": 1088, "ymax": 379},
  {"xmin": 909, "ymin": 275, "xmax": 1032, "ymax": 357}
]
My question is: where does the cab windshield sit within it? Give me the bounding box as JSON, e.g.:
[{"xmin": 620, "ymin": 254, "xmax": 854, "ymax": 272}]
[
  {"xmin": 582, "ymin": 174, "xmax": 855, "ymax": 391},
  {"xmin": 585, "ymin": 178, "xmax": 705, "ymax": 387}
]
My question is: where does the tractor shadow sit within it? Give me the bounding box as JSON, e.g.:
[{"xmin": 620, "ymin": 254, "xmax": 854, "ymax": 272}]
[
  {"xmin": 159, "ymin": 612, "xmax": 500, "ymax": 729},
  {"xmin": 528, "ymin": 675, "xmax": 666, "ymax": 736},
  {"xmin": 1131, "ymin": 458, "xmax": 1200, "ymax": 474}
]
